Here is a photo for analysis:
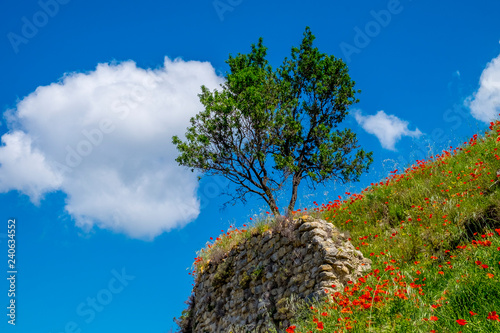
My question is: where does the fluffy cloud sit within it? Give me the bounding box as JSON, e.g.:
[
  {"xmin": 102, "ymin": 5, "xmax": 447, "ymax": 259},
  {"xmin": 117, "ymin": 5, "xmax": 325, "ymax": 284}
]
[
  {"xmin": 354, "ymin": 110, "xmax": 422, "ymax": 151},
  {"xmin": 468, "ymin": 53, "xmax": 500, "ymax": 123},
  {"xmin": 0, "ymin": 58, "xmax": 224, "ymax": 239}
]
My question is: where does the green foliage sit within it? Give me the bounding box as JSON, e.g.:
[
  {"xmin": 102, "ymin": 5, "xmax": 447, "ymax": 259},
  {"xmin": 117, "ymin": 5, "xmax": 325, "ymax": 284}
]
[
  {"xmin": 172, "ymin": 27, "xmax": 373, "ymax": 215},
  {"xmin": 239, "ymin": 271, "xmax": 251, "ymax": 289},
  {"xmin": 212, "ymin": 259, "xmax": 234, "ymax": 288},
  {"xmin": 251, "ymin": 265, "xmax": 264, "ymax": 281},
  {"xmin": 283, "ymin": 125, "xmax": 500, "ymax": 332}
]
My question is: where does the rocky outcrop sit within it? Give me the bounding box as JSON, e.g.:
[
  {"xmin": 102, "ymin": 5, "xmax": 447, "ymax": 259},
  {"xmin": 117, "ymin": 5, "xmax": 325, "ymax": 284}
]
[{"xmin": 182, "ymin": 216, "xmax": 372, "ymax": 332}]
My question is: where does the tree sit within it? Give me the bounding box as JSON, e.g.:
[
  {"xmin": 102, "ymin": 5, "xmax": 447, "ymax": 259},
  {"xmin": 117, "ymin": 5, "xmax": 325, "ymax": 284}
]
[{"xmin": 172, "ymin": 27, "xmax": 373, "ymax": 217}]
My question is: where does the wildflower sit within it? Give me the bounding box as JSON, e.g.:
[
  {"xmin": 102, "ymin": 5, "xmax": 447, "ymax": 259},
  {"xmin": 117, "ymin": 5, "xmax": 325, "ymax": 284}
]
[
  {"xmin": 430, "ymin": 316, "xmax": 438, "ymax": 321},
  {"xmin": 317, "ymin": 321, "xmax": 324, "ymax": 330},
  {"xmin": 487, "ymin": 311, "xmax": 500, "ymax": 321},
  {"xmin": 456, "ymin": 319, "xmax": 467, "ymax": 326},
  {"xmin": 470, "ymin": 311, "xmax": 477, "ymax": 316},
  {"xmin": 286, "ymin": 326, "xmax": 296, "ymax": 333}
]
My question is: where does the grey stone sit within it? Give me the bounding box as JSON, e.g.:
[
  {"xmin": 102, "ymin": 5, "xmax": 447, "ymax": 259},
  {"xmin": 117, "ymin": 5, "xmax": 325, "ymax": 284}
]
[{"xmin": 180, "ymin": 217, "xmax": 371, "ymax": 332}]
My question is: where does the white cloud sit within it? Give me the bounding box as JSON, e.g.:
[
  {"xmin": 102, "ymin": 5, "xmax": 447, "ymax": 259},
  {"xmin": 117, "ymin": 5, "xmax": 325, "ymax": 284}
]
[
  {"xmin": 0, "ymin": 58, "xmax": 224, "ymax": 239},
  {"xmin": 468, "ymin": 53, "xmax": 500, "ymax": 123},
  {"xmin": 354, "ymin": 110, "xmax": 422, "ymax": 151},
  {"xmin": 0, "ymin": 131, "xmax": 63, "ymax": 203}
]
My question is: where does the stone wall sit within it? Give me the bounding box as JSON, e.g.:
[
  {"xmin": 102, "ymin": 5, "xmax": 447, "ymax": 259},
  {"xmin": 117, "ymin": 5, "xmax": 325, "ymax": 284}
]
[{"xmin": 182, "ymin": 216, "xmax": 372, "ymax": 332}]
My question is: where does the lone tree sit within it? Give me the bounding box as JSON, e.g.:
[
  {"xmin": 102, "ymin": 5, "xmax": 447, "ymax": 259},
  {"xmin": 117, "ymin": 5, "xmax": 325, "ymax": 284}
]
[{"xmin": 172, "ymin": 27, "xmax": 373, "ymax": 217}]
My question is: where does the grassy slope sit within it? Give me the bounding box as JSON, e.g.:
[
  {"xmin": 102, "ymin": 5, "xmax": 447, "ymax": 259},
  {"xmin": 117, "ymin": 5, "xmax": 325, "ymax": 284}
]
[{"xmin": 188, "ymin": 121, "xmax": 500, "ymax": 332}]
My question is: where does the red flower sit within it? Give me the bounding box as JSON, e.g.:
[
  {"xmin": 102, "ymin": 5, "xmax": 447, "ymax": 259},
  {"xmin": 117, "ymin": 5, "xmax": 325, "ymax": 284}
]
[
  {"xmin": 317, "ymin": 321, "xmax": 324, "ymax": 330},
  {"xmin": 286, "ymin": 326, "xmax": 296, "ymax": 333},
  {"xmin": 430, "ymin": 316, "xmax": 438, "ymax": 321},
  {"xmin": 456, "ymin": 319, "xmax": 467, "ymax": 326},
  {"xmin": 469, "ymin": 311, "xmax": 477, "ymax": 316},
  {"xmin": 487, "ymin": 311, "xmax": 500, "ymax": 321}
]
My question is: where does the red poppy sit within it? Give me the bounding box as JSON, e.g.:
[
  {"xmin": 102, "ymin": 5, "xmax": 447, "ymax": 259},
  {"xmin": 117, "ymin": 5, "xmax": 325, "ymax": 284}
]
[
  {"xmin": 456, "ymin": 319, "xmax": 467, "ymax": 326},
  {"xmin": 487, "ymin": 311, "xmax": 500, "ymax": 321}
]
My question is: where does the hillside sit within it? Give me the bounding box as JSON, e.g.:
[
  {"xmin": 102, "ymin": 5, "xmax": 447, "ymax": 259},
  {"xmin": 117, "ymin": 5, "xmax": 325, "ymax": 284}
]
[{"xmin": 178, "ymin": 119, "xmax": 500, "ymax": 332}]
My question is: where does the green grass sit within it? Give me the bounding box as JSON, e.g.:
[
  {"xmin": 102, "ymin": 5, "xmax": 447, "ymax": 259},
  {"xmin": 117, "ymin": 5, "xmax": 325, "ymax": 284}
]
[{"xmin": 187, "ymin": 121, "xmax": 500, "ymax": 332}]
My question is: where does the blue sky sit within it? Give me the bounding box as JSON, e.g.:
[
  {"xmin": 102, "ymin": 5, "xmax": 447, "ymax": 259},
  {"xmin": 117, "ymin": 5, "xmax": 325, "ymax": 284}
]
[{"xmin": 1, "ymin": 0, "xmax": 500, "ymax": 331}]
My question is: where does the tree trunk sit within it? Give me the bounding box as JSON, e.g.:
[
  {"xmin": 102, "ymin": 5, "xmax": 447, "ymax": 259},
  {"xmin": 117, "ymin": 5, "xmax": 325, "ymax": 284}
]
[
  {"xmin": 286, "ymin": 174, "xmax": 302, "ymax": 218},
  {"xmin": 264, "ymin": 188, "xmax": 280, "ymax": 216}
]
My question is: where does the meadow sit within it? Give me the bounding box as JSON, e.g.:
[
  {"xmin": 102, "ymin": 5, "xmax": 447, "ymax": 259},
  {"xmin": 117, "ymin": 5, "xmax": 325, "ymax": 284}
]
[{"xmin": 185, "ymin": 119, "xmax": 500, "ymax": 332}]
